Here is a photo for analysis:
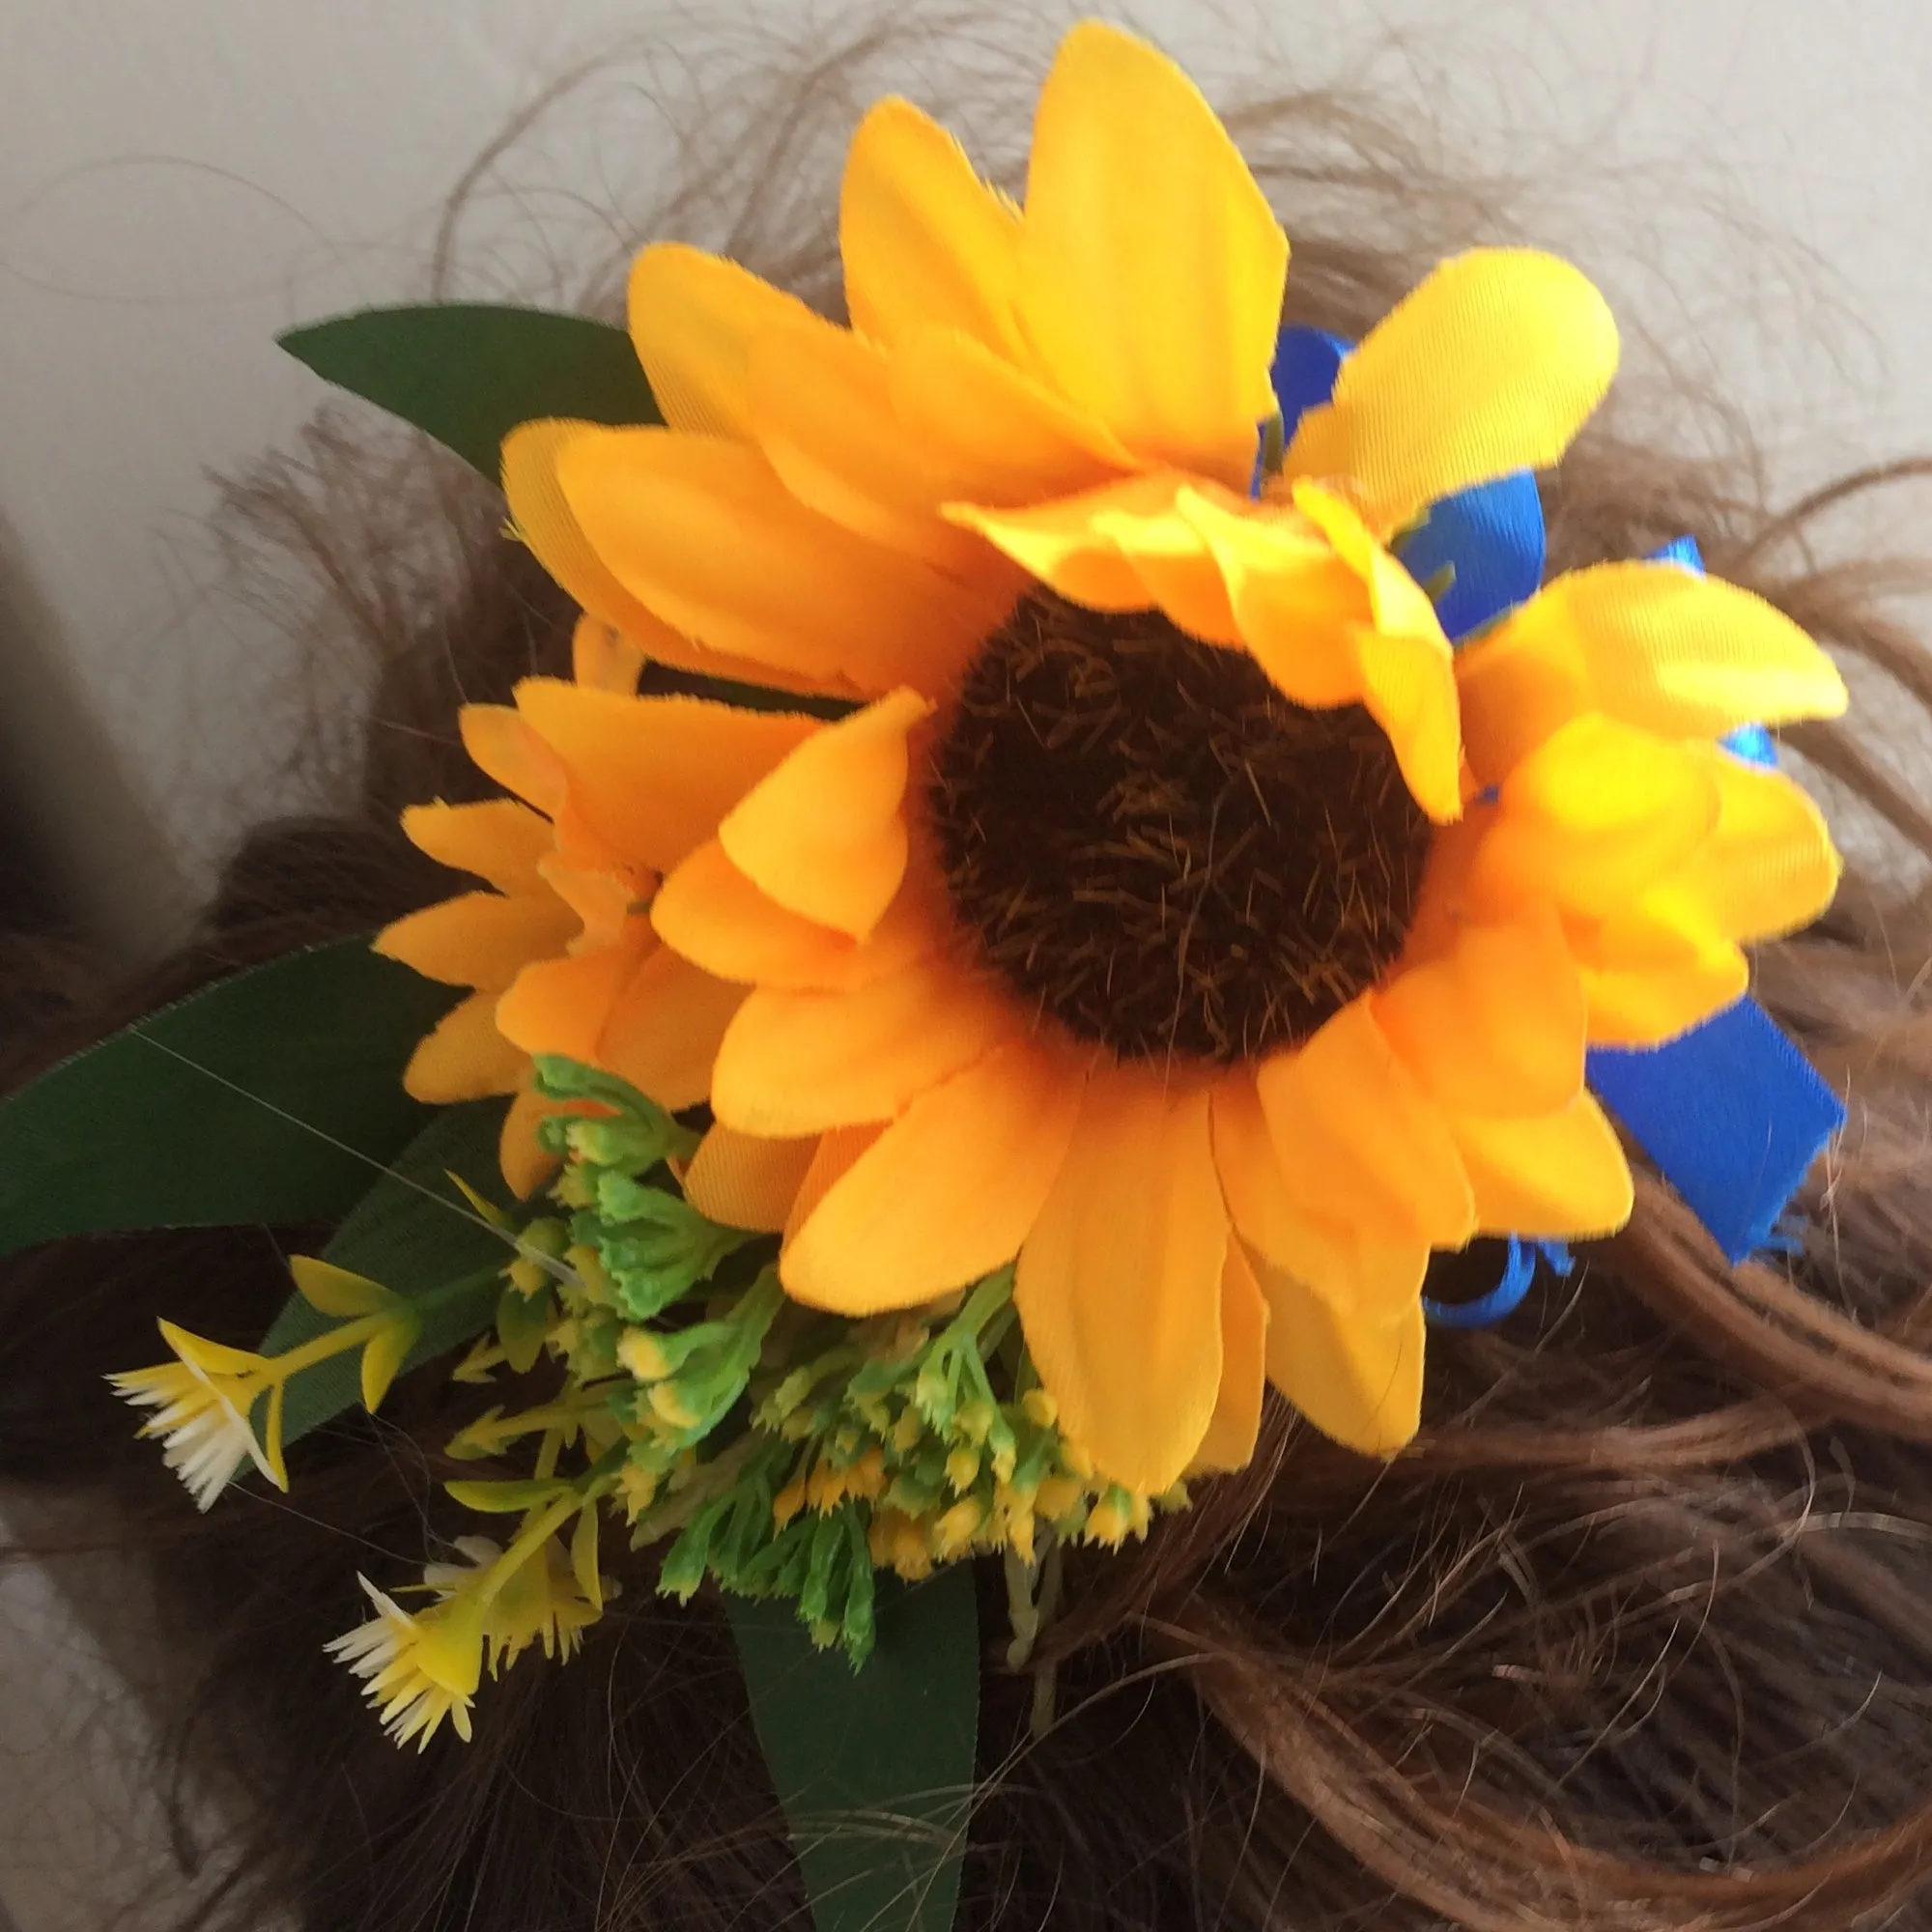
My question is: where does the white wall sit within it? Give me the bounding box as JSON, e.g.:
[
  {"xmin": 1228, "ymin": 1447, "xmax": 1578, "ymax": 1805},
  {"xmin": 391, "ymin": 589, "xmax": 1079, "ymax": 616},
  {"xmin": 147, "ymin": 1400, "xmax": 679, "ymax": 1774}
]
[{"xmin": 3, "ymin": 0, "xmax": 1931, "ymax": 948}]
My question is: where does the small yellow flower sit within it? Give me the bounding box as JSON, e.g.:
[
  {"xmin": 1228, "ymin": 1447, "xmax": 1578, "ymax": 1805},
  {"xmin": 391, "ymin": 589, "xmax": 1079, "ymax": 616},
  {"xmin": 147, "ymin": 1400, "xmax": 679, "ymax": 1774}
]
[
  {"xmin": 326, "ymin": 1577, "xmax": 486, "ymax": 1749},
  {"xmin": 108, "ymin": 1321, "xmax": 286, "ymax": 1511}
]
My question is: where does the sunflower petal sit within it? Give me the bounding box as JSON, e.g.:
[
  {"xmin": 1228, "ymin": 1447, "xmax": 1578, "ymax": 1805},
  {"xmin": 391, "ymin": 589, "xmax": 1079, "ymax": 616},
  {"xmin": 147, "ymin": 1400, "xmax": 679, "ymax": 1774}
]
[
  {"xmin": 1014, "ymin": 1065, "xmax": 1227, "ymax": 1493},
  {"xmin": 1655, "ymin": 748, "xmax": 1841, "ymax": 945},
  {"xmin": 749, "ymin": 314, "xmax": 984, "ymax": 569},
  {"xmin": 627, "ymin": 242, "xmax": 810, "ymax": 440},
  {"xmin": 681, "ymin": 1123, "xmax": 819, "ymax": 1233},
  {"xmin": 1471, "ymin": 715, "xmax": 1720, "ymax": 920},
  {"xmin": 498, "ymin": 1077, "xmax": 564, "ymax": 1199},
  {"xmin": 495, "ymin": 922, "xmax": 655, "ymax": 1065},
  {"xmin": 711, "ymin": 959, "xmax": 1020, "ymax": 1135},
  {"xmin": 1189, "ymin": 1242, "xmax": 1269, "ymax": 1474},
  {"xmin": 1458, "ymin": 562, "xmax": 1849, "ymax": 782},
  {"xmin": 571, "ymin": 615, "xmax": 646, "ymax": 696},
  {"xmin": 783, "ymin": 1123, "xmax": 886, "ymax": 1246},
  {"xmin": 1255, "ymin": 999, "xmax": 1475, "ymax": 1248},
  {"xmin": 596, "ymin": 947, "xmax": 746, "ymax": 1111},
  {"xmin": 401, "ymin": 989, "xmax": 526, "ymax": 1102},
  {"xmin": 401, "ymin": 800, "xmax": 554, "ymax": 896},
  {"xmin": 505, "ymin": 428, "xmax": 805, "ymax": 696},
  {"xmin": 1019, "ymin": 22, "xmax": 1286, "ymax": 489},
  {"xmin": 1254, "ymin": 1255, "xmax": 1425, "ymax": 1456},
  {"xmin": 841, "ymin": 97, "xmax": 1026, "ymax": 356},
  {"xmin": 1446, "ymin": 1091, "xmax": 1634, "ymax": 1236},
  {"xmin": 945, "ymin": 477, "xmax": 1174, "ymax": 612},
  {"xmin": 1566, "ymin": 902, "xmax": 1749, "ymax": 1047},
  {"xmin": 717, "ymin": 688, "xmax": 931, "ymax": 939},
  {"xmin": 1210, "ymin": 1070, "xmax": 1429, "ymax": 1321},
  {"xmin": 513, "ymin": 679, "xmax": 814, "ymax": 876},
  {"xmin": 1176, "ymin": 491, "xmax": 1371, "ymax": 705},
  {"xmin": 1374, "ymin": 904, "xmax": 1587, "ymax": 1116},
  {"xmin": 560, "ymin": 429, "xmax": 998, "ymax": 696},
  {"xmin": 375, "ymin": 891, "xmax": 580, "ymax": 992},
  {"xmin": 895, "ymin": 326, "xmax": 1138, "ymax": 505},
  {"xmin": 459, "ymin": 705, "xmax": 567, "ymax": 818},
  {"xmin": 1285, "ymin": 248, "xmax": 1618, "ymax": 532},
  {"xmin": 651, "ymin": 838, "xmax": 939, "ymax": 990},
  {"xmin": 782, "ymin": 1038, "xmax": 1084, "ymax": 1313}
]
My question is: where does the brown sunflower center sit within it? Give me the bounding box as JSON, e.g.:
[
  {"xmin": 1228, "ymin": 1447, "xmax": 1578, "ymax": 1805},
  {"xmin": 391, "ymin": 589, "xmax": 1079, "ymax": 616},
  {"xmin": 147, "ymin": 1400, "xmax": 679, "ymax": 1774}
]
[{"xmin": 928, "ymin": 592, "xmax": 1433, "ymax": 1065}]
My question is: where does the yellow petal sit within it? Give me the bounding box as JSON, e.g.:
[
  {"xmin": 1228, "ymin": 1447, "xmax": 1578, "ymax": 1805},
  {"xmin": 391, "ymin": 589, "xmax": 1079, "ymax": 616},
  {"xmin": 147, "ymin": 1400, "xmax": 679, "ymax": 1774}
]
[
  {"xmin": 1019, "ymin": 22, "xmax": 1287, "ymax": 488},
  {"xmin": 681, "ymin": 1124, "xmax": 819, "ymax": 1233},
  {"xmin": 559, "ymin": 429, "xmax": 999, "ymax": 697},
  {"xmin": 1285, "ymin": 248, "xmax": 1618, "ymax": 532},
  {"xmin": 627, "ymin": 242, "xmax": 810, "ymax": 440},
  {"xmin": 401, "ymin": 989, "xmax": 526, "ymax": 1102},
  {"xmin": 1291, "ymin": 481, "xmax": 1463, "ymax": 820},
  {"xmin": 498, "ymin": 1077, "xmax": 563, "ymax": 1199},
  {"xmin": 375, "ymin": 891, "xmax": 580, "ymax": 992},
  {"xmin": 782, "ymin": 1123, "xmax": 885, "ymax": 1246},
  {"xmin": 1189, "ymin": 1241, "xmax": 1269, "ymax": 1475},
  {"xmin": 1014, "ymin": 1064, "xmax": 1228, "ymax": 1493},
  {"xmin": 459, "ymin": 704, "xmax": 567, "ymax": 818},
  {"xmin": 495, "ymin": 922, "xmax": 654, "ymax": 1065},
  {"xmin": 1470, "ymin": 715, "xmax": 1720, "ymax": 920},
  {"xmin": 894, "ymin": 325, "xmax": 1138, "ymax": 504},
  {"xmin": 717, "ymin": 688, "xmax": 931, "ymax": 939},
  {"xmin": 651, "ymin": 838, "xmax": 939, "ymax": 990},
  {"xmin": 1176, "ymin": 490, "xmax": 1372, "ymax": 705},
  {"xmin": 952, "ymin": 471, "xmax": 1249, "ymax": 642},
  {"xmin": 570, "ymin": 614, "xmax": 646, "ymax": 696},
  {"xmin": 711, "ymin": 958, "xmax": 1020, "ymax": 1135},
  {"xmin": 946, "ymin": 479, "xmax": 1169, "ymax": 611},
  {"xmin": 595, "ymin": 947, "xmax": 745, "ymax": 1111},
  {"xmin": 504, "ymin": 420, "xmax": 700, "ymax": 659},
  {"xmin": 401, "ymin": 800, "xmax": 554, "ymax": 896},
  {"xmin": 782, "ymin": 1037, "xmax": 1084, "ymax": 1315},
  {"xmin": 513, "ymin": 678, "xmax": 814, "ymax": 875},
  {"xmin": 1446, "ymin": 1091, "xmax": 1634, "ymax": 1237},
  {"xmin": 1457, "ymin": 562, "xmax": 1850, "ymax": 782},
  {"xmin": 1254, "ymin": 1255, "xmax": 1425, "ymax": 1457},
  {"xmin": 1565, "ymin": 902, "xmax": 1749, "ymax": 1047},
  {"xmin": 1373, "ymin": 905, "xmax": 1586, "ymax": 1116},
  {"xmin": 748, "ymin": 313, "xmax": 985, "ymax": 569},
  {"xmin": 1210, "ymin": 1070, "xmax": 1429, "ymax": 1322},
  {"xmin": 840, "ymin": 97, "xmax": 1026, "ymax": 356},
  {"xmin": 1653, "ymin": 748, "xmax": 1841, "ymax": 945},
  {"xmin": 1254, "ymin": 998, "xmax": 1475, "ymax": 1248}
]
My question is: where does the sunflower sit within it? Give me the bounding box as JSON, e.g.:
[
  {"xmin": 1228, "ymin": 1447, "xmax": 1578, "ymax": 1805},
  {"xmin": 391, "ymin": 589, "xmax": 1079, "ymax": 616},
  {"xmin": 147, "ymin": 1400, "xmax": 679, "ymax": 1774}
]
[
  {"xmin": 401, "ymin": 20, "xmax": 1844, "ymax": 1493},
  {"xmin": 376, "ymin": 614, "xmax": 767, "ymax": 1192}
]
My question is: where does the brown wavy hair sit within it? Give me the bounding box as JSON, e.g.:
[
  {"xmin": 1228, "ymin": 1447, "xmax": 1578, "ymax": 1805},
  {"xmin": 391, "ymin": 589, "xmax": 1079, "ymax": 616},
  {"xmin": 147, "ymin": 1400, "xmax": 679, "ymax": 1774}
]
[{"xmin": 8, "ymin": 14, "xmax": 1932, "ymax": 1929}]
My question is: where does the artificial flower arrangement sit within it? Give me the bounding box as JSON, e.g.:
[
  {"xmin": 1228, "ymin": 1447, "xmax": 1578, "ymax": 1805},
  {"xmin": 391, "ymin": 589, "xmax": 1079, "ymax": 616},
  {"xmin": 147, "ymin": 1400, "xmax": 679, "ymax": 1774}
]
[{"xmin": 0, "ymin": 24, "xmax": 1851, "ymax": 1932}]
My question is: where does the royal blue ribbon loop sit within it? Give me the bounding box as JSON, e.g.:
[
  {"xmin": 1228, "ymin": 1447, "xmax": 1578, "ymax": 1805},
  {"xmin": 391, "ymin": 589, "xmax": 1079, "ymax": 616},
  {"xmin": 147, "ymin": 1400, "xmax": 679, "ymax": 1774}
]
[
  {"xmin": 1423, "ymin": 1237, "xmax": 1574, "ymax": 1330},
  {"xmin": 1267, "ymin": 325, "xmax": 1350, "ymax": 447},
  {"xmin": 1586, "ymin": 998, "xmax": 1845, "ymax": 1265},
  {"xmin": 1394, "ymin": 472, "xmax": 1547, "ymax": 642}
]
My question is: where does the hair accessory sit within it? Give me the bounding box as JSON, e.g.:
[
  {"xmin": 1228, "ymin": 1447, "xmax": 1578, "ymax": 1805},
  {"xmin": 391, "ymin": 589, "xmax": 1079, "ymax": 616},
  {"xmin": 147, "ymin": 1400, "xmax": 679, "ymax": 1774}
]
[{"xmin": 0, "ymin": 22, "xmax": 1851, "ymax": 1932}]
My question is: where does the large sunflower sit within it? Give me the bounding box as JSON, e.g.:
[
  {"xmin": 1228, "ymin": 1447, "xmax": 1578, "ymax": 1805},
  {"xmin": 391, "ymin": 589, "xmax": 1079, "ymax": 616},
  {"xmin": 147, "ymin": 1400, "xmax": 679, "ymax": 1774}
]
[{"xmin": 395, "ymin": 21, "xmax": 1846, "ymax": 1494}]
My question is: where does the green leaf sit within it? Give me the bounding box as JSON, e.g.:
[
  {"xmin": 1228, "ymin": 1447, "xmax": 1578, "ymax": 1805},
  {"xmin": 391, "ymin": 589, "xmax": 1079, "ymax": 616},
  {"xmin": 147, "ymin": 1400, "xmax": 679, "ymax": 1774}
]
[
  {"xmin": 278, "ymin": 305, "xmax": 661, "ymax": 477},
  {"xmin": 0, "ymin": 940, "xmax": 452, "ymax": 1261},
  {"xmin": 728, "ymin": 1567, "xmax": 979, "ymax": 1932},
  {"xmin": 262, "ymin": 1100, "xmax": 515, "ymax": 1444}
]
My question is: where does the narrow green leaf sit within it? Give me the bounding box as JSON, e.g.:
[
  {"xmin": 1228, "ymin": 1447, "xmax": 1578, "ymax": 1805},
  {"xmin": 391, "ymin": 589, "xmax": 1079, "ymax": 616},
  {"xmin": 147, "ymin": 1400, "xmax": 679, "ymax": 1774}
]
[
  {"xmin": 729, "ymin": 1568, "xmax": 979, "ymax": 1932},
  {"xmin": 0, "ymin": 941, "xmax": 452, "ymax": 1260},
  {"xmin": 278, "ymin": 305, "xmax": 661, "ymax": 477},
  {"xmin": 263, "ymin": 1100, "xmax": 516, "ymax": 1445}
]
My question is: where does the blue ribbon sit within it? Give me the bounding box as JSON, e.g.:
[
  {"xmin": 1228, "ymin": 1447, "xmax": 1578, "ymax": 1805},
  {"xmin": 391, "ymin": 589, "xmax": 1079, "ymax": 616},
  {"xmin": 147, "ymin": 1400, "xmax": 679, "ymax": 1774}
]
[{"xmin": 1586, "ymin": 999, "xmax": 1844, "ymax": 1266}]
